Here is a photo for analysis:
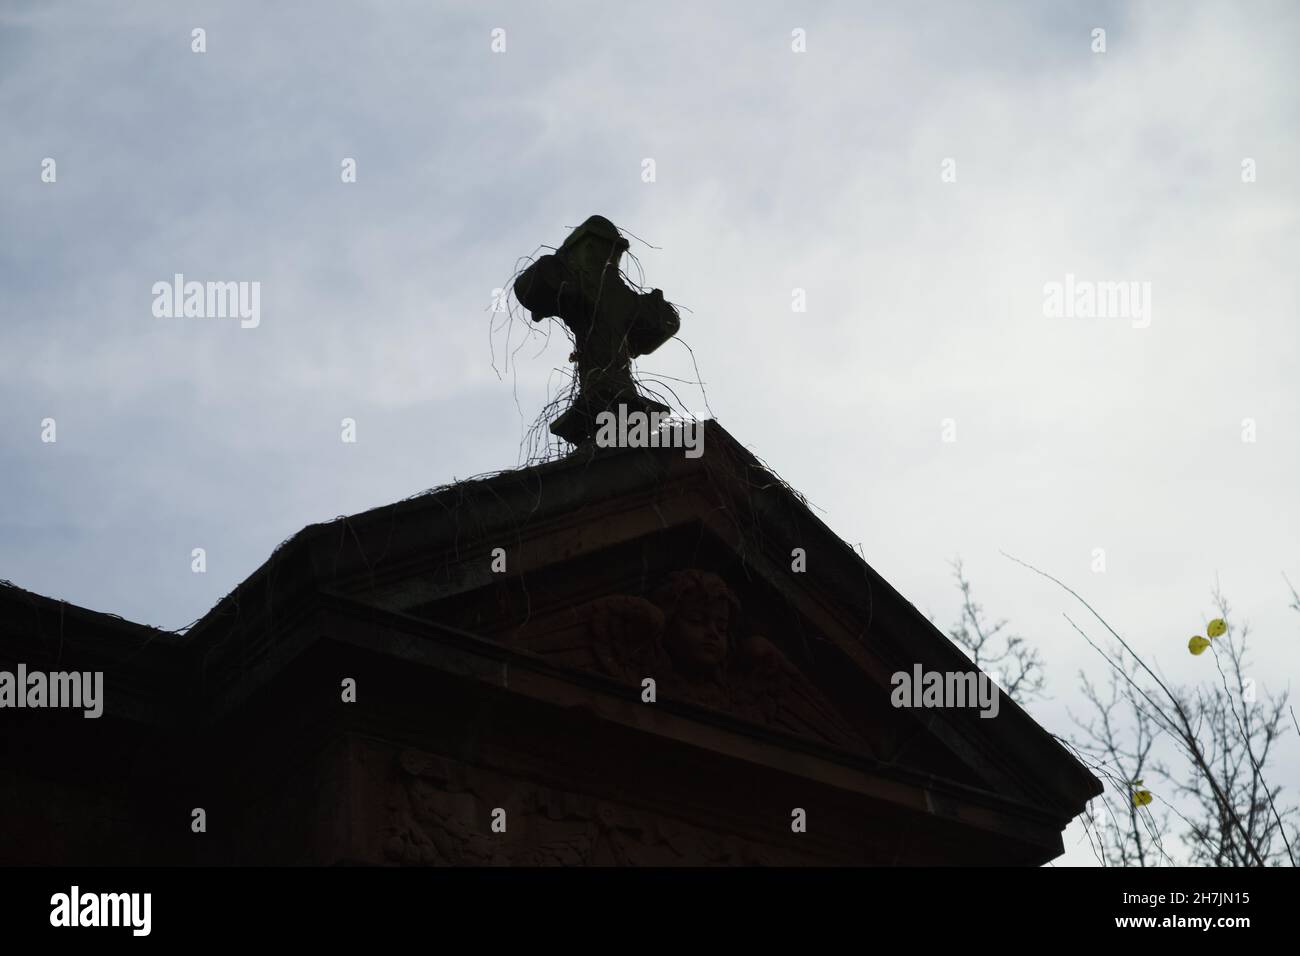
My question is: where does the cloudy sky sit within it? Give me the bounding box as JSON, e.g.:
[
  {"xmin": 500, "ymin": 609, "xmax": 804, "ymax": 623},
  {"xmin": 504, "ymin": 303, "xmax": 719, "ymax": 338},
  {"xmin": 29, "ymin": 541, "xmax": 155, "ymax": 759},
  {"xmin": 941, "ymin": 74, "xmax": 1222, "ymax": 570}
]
[{"xmin": 2, "ymin": 0, "xmax": 1297, "ymax": 865}]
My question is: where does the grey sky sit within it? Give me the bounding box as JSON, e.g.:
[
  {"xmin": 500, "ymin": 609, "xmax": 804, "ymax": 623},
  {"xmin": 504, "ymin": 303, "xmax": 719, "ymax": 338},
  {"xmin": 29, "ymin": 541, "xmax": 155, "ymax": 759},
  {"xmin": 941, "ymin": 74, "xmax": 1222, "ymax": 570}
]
[{"xmin": 2, "ymin": 0, "xmax": 1297, "ymax": 864}]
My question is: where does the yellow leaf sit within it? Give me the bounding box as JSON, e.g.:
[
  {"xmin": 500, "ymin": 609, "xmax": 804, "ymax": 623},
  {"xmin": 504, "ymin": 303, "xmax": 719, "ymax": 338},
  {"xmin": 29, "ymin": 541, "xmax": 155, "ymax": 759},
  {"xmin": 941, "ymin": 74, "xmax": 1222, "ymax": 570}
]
[
  {"xmin": 1207, "ymin": 618, "xmax": 1227, "ymax": 638},
  {"xmin": 1133, "ymin": 789, "xmax": 1153, "ymax": 807},
  {"xmin": 1188, "ymin": 636, "xmax": 1210, "ymax": 655}
]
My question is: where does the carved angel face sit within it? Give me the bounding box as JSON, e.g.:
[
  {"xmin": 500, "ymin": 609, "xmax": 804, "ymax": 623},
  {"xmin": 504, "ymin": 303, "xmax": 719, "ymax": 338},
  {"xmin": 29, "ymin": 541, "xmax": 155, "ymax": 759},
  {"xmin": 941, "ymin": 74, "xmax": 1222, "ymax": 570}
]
[{"xmin": 663, "ymin": 594, "xmax": 731, "ymax": 676}]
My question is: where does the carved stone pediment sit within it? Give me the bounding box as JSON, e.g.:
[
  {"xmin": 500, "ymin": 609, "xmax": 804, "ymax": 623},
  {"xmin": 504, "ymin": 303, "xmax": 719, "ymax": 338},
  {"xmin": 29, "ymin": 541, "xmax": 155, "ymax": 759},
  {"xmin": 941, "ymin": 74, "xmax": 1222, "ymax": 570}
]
[
  {"xmin": 522, "ymin": 569, "xmax": 868, "ymax": 751},
  {"xmin": 293, "ymin": 421, "xmax": 1101, "ymax": 861}
]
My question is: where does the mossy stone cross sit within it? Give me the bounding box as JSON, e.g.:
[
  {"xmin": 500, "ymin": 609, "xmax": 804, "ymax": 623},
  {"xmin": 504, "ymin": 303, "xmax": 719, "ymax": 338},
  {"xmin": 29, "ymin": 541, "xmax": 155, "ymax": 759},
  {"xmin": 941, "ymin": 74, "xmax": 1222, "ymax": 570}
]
[{"xmin": 513, "ymin": 215, "xmax": 680, "ymax": 445}]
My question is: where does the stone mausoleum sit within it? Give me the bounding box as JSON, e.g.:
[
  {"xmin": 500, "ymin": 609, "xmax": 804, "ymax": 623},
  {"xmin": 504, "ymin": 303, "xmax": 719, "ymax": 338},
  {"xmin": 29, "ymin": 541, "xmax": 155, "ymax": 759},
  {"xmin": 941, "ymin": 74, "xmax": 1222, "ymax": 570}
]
[{"xmin": 0, "ymin": 217, "xmax": 1100, "ymax": 865}]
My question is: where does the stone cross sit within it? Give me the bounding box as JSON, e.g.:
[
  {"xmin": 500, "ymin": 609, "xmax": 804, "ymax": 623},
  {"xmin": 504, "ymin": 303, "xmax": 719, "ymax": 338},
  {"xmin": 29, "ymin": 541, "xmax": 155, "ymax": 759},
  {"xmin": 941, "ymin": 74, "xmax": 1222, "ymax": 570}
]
[{"xmin": 513, "ymin": 215, "xmax": 680, "ymax": 445}]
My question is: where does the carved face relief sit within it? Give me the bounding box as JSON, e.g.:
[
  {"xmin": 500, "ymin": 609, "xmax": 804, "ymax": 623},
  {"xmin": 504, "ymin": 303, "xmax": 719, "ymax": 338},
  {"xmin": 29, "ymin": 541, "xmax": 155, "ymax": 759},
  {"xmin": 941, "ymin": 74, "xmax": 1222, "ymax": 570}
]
[
  {"xmin": 663, "ymin": 594, "xmax": 730, "ymax": 677},
  {"xmin": 564, "ymin": 568, "xmax": 866, "ymax": 751}
]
